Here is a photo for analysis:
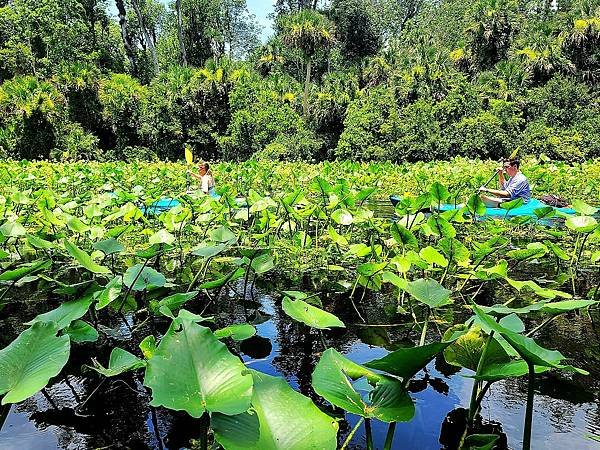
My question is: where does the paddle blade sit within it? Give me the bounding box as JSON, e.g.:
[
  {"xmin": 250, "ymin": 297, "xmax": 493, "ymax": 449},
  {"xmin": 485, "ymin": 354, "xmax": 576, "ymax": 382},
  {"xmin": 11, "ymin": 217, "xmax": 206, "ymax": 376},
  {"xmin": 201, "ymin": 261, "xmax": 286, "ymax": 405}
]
[
  {"xmin": 185, "ymin": 147, "xmax": 193, "ymax": 165},
  {"xmin": 508, "ymin": 148, "xmax": 518, "ymax": 160}
]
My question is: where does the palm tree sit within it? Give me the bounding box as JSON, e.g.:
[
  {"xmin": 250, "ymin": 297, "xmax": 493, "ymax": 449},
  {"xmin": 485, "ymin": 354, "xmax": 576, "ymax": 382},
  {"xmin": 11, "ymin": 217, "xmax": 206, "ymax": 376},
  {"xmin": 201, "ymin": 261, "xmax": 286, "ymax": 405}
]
[{"xmin": 279, "ymin": 9, "xmax": 335, "ymax": 117}]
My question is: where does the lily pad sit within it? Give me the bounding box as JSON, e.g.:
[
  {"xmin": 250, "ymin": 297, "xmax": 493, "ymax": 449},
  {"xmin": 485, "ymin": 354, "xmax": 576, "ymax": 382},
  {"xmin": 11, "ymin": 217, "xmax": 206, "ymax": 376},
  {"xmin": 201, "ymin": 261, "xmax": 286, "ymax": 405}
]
[
  {"xmin": 282, "ymin": 297, "xmax": 345, "ymax": 330},
  {"xmin": 0, "ymin": 321, "xmax": 70, "ymax": 404}
]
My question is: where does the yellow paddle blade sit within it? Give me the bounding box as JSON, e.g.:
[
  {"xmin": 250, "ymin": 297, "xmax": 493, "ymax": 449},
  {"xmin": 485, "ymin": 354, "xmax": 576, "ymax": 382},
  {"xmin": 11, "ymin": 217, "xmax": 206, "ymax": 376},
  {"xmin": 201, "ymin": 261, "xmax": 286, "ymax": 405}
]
[
  {"xmin": 185, "ymin": 147, "xmax": 193, "ymax": 165},
  {"xmin": 508, "ymin": 148, "xmax": 519, "ymax": 159}
]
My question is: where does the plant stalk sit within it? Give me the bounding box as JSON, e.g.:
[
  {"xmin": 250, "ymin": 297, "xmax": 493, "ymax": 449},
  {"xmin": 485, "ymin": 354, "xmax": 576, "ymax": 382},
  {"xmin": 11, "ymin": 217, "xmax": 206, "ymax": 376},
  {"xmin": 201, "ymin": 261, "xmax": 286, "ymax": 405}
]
[{"xmin": 523, "ymin": 363, "xmax": 535, "ymax": 450}]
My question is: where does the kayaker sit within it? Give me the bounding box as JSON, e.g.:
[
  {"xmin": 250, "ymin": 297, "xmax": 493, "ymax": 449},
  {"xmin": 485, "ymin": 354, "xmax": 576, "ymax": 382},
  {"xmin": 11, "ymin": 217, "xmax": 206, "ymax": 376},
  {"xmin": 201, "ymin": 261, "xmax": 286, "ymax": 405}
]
[
  {"xmin": 190, "ymin": 162, "xmax": 217, "ymax": 197},
  {"xmin": 479, "ymin": 158, "xmax": 530, "ymax": 207}
]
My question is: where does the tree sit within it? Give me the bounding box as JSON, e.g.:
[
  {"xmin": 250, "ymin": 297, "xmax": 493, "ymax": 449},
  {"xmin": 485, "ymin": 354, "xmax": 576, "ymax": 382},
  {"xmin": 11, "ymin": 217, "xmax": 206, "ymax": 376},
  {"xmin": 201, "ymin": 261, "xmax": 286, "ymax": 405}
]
[
  {"xmin": 328, "ymin": 0, "xmax": 382, "ymax": 62},
  {"xmin": 279, "ymin": 9, "xmax": 335, "ymax": 117}
]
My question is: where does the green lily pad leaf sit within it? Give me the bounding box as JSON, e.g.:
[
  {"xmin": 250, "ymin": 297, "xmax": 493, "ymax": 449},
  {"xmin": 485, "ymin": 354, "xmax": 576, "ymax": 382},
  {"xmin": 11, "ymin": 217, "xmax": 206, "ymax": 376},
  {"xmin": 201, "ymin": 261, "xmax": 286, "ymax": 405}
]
[
  {"xmin": 471, "ymin": 303, "xmax": 589, "ymax": 374},
  {"xmin": 149, "ymin": 291, "xmax": 198, "ymax": 315},
  {"xmin": 139, "ymin": 335, "xmax": 157, "ymax": 359},
  {"xmin": 64, "ymin": 320, "xmax": 98, "ymax": 343},
  {"xmin": 381, "ymin": 271, "xmax": 408, "ymax": 290},
  {"xmin": 0, "ymin": 321, "xmax": 70, "ymax": 404},
  {"xmin": 144, "ymin": 311, "xmax": 253, "ymax": 417},
  {"xmin": 405, "ymin": 278, "xmax": 451, "ymax": 308},
  {"xmin": 429, "ymin": 182, "xmax": 449, "ymax": 203},
  {"xmin": 312, "ymin": 349, "xmax": 414, "ymax": 423},
  {"xmin": 26, "ymin": 234, "xmax": 55, "ymax": 250},
  {"xmin": 123, "ymin": 264, "xmax": 166, "ymax": 291},
  {"xmin": 90, "ymin": 347, "xmax": 146, "ymax": 377},
  {"xmin": 251, "ymin": 253, "xmax": 274, "ymax": 274},
  {"xmin": 464, "ymin": 434, "xmax": 499, "ymax": 450},
  {"xmin": 419, "ymin": 246, "xmax": 448, "ymax": 267},
  {"xmin": 135, "ymin": 243, "xmax": 175, "ymax": 258},
  {"xmin": 572, "ymin": 200, "xmax": 598, "ymax": 216},
  {"xmin": 390, "ymin": 223, "xmax": 418, "ymax": 249},
  {"xmin": 26, "ymin": 293, "xmax": 95, "ymax": 330},
  {"xmin": 149, "ymin": 229, "xmax": 175, "ymax": 245},
  {"xmin": 0, "ymin": 221, "xmax": 26, "ymax": 237},
  {"xmin": 357, "ymin": 262, "xmax": 387, "ymax": 277},
  {"xmin": 66, "ymin": 215, "xmax": 90, "ymax": 234},
  {"xmin": 199, "ymin": 267, "xmax": 245, "ymax": 290},
  {"xmin": 543, "ymin": 240, "xmax": 569, "ymax": 261},
  {"xmin": 214, "ymin": 370, "xmax": 338, "ymax": 450},
  {"xmin": 0, "ymin": 259, "xmax": 51, "ymax": 282},
  {"xmin": 93, "ymin": 238, "xmax": 125, "ymax": 255},
  {"xmin": 467, "ymin": 194, "xmax": 486, "ymax": 216},
  {"xmin": 499, "ymin": 313, "xmax": 525, "ymax": 333},
  {"xmin": 566, "ymin": 216, "xmax": 597, "ymax": 233},
  {"xmin": 95, "ymin": 277, "xmax": 123, "ymax": 310},
  {"xmin": 331, "ymin": 209, "xmax": 353, "ymax": 225},
  {"xmin": 365, "ymin": 341, "xmax": 457, "ymax": 380},
  {"xmin": 534, "ymin": 206, "xmax": 555, "ymax": 219},
  {"xmin": 282, "ymin": 297, "xmax": 345, "ymax": 330},
  {"xmin": 506, "ymin": 242, "xmax": 548, "ymax": 261},
  {"xmin": 439, "ymin": 238, "xmax": 471, "ymax": 265},
  {"xmin": 215, "ymin": 324, "xmax": 256, "ymax": 341},
  {"xmin": 499, "ymin": 198, "xmax": 524, "ymax": 211},
  {"xmin": 210, "ymin": 226, "xmax": 237, "ymax": 243},
  {"xmin": 64, "ymin": 240, "xmax": 110, "ymax": 274},
  {"xmin": 191, "ymin": 243, "xmax": 229, "ymax": 258},
  {"xmin": 427, "ymin": 215, "xmax": 456, "ymax": 238},
  {"xmin": 540, "ymin": 299, "xmax": 598, "ymax": 314},
  {"xmin": 470, "ymin": 361, "xmax": 550, "ymax": 382}
]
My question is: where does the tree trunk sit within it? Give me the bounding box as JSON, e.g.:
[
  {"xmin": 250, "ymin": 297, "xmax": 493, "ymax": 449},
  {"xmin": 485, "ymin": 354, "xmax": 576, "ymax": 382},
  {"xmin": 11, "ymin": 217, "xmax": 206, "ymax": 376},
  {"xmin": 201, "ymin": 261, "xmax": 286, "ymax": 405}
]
[
  {"xmin": 131, "ymin": 0, "xmax": 159, "ymax": 75},
  {"xmin": 303, "ymin": 56, "xmax": 311, "ymax": 117},
  {"xmin": 176, "ymin": 0, "xmax": 188, "ymax": 65},
  {"xmin": 115, "ymin": 0, "xmax": 138, "ymax": 75}
]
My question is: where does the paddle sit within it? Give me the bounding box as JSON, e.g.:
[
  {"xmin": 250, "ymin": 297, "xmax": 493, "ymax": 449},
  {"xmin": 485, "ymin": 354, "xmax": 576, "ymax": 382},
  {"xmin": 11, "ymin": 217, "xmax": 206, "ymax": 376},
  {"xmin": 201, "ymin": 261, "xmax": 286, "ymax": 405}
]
[
  {"xmin": 477, "ymin": 148, "xmax": 519, "ymax": 195},
  {"xmin": 185, "ymin": 145, "xmax": 194, "ymax": 192}
]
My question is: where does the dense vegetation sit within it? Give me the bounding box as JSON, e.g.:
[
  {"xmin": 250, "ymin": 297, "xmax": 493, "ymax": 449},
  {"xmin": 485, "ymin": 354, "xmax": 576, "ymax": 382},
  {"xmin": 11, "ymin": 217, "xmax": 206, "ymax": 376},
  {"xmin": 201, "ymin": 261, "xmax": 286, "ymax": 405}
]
[
  {"xmin": 1, "ymin": 0, "xmax": 599, "ymax": 163},
  {"xmin": 0, "ymin": 161, "xmax": 598, "ymax": 449}
]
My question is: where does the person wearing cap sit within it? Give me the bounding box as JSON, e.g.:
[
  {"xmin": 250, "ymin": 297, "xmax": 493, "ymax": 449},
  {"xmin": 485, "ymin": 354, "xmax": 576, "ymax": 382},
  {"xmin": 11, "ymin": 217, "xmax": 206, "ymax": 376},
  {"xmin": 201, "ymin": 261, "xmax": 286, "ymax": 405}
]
[{"xmin": 479, "ymin": 158, "xmax": 530, "ymax": 207}]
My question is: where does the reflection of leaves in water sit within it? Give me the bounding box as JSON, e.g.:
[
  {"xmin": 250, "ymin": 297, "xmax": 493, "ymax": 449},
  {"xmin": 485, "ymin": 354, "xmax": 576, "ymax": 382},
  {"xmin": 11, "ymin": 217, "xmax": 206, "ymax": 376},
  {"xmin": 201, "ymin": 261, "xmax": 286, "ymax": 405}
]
[
  {"xmin": 240, "ymin": 335, "xmax": 272, "ymax": 359},
  {"xmin": 439, "ymin": 408, "xmax": 509, "ymax": 450}
]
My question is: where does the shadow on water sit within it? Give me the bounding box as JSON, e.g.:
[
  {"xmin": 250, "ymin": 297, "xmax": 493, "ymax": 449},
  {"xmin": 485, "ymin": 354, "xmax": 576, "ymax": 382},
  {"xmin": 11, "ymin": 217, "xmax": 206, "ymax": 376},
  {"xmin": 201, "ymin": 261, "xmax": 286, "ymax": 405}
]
[{"xmin": 1, "ymin": 275, "xmax": 599, "ymax": 449}]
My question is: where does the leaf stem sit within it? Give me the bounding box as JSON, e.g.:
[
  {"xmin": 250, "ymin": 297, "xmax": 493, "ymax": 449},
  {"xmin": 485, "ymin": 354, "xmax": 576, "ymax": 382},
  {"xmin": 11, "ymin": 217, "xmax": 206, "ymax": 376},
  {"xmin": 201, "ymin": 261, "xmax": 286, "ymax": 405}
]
[{"xmin": 341, "ymin": 417, "xmax": 364, "ymax": 450}]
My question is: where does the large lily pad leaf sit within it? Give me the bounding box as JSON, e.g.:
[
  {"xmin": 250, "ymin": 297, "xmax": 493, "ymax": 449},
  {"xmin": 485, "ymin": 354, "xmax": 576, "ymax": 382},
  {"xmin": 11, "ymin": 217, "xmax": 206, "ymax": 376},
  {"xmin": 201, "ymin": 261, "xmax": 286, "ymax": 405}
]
[
  {"xmin": 93, "ymin": 238, "xmax": 125, "ymax": 255},
  {"xmin": 365, "ymin": 341, "xmax": 454, "ymax": 380},
  {"xmin": 213, "ymin": 370, "xmax": 338, "ymax": 450},
  {"xmin": 123, "ymin": 264, "xmax": 166, "ymax": 291},
  {"xmin": 90, "ymin": 347, "xmax": 146, "ymax": 377},
  {"xmin": 539, "ymin": 300, "xmax": 598, "ymax": 314},
  {"xmin": 469, "ymin": 361, "xmax": 550, "ymax": 382},
  {"xmin": 215, "ymin": 324, "xmax": 256, "ymax": 341},
  {"xmin": 0, "ymin": 259, "xmax": 51, "ymax": 282},
  {"xmin": 471, "ymin": 304, "xmax": 588, "ymax": 375},
  {"xmin": 64, "ymin": 320, "xmax": 98, "ymax": 343},
  {"xmin": 95, "ymin": 276, "xmax": 123, "ymax": 310},
  {"xmin": 282, "ymin": 297, "xmax": 345, "ymax": 330},
  {"xmin": 148, "ymin": 291, "xmax": 198, "ymax": 315},
  {"xmin": 144, "ymin": 311, "xmax": 253, "ymax": 417},
  {"xmin": 404, "ymin": 278, "xmax": 451, "ymax": 308},
  {"xmin": 64, "ymin": 240, "xmax": 110, "ymax": 274},
  {"xmin": 26, "ymin": 293, "xmax": 95, "ymax": 330},
  {"xmin": 0, "ymin": 321, "xmax": 70, "ymax": 404},
  {"xmin": 312, "ymin": 349, "xmax": 414, "ymax": 423}
]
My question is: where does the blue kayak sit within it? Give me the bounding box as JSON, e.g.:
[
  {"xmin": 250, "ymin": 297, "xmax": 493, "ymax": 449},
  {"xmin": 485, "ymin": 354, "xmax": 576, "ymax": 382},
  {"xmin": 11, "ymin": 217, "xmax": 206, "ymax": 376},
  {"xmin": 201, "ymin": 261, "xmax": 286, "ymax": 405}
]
[{"xmin": 390, "ymin": 195, "xmax": 576, "ymax": 218}]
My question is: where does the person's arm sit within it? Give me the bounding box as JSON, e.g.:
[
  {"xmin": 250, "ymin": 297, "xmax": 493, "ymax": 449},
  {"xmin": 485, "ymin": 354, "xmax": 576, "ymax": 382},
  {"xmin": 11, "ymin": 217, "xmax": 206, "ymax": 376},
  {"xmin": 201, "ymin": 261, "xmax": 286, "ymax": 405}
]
[
  {"xmin": 480, "ymin": 186, "xmax": 510, "ymax": 198},
  {"xmin": 190, "ymin": 171, "xmax": 202, "ymax": 181},
  {"xmin": 497, "ymin": 168, "xmax": 506, "ymax": 189}
]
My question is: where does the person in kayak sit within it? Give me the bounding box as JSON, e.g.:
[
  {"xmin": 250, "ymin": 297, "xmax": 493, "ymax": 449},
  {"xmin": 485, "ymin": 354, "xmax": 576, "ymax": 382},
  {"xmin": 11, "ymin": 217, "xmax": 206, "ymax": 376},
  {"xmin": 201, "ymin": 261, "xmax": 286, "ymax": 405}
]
[
  {"xmin": 479, "ymin": 158, "xmax": 530, "ymax": 207},
  {"xmin": 190, "ymin": 162, "xmax": 218, "ymax": 197}
]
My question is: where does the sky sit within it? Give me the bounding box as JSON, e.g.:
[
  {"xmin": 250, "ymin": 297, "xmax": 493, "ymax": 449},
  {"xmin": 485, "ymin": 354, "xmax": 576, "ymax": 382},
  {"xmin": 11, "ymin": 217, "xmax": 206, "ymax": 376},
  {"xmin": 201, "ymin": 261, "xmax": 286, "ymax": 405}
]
[{"xmin": 109, "ymin": 0, "xmax": 275, "ymax": 42}]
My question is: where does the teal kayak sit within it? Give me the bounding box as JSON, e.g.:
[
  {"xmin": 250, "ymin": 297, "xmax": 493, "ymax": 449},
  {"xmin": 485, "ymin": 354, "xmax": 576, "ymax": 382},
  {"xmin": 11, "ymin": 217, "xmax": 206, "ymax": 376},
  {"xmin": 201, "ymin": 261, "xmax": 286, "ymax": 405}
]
[{"xmin": 389, "ymin": 195, "xmax": 576, "ymax": 218}]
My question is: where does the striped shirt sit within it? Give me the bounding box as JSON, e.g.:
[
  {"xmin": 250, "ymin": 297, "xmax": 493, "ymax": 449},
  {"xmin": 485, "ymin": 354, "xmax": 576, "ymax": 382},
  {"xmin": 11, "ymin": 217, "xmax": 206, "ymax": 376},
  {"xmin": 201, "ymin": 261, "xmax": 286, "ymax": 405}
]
[{"xmin": 502, "ymin": 172, "xmax": 531, "ymax": 203}]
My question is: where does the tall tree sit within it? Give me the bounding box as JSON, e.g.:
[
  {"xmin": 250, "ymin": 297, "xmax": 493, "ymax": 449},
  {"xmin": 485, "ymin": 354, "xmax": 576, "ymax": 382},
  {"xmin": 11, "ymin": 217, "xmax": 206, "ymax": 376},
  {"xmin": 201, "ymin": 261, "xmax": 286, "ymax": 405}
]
[
  {"xmin": 279, "ymin": 9, "xmax": 336, "ymax": 117},
  {"xmin": 131, "ymin": 0, "xmax": 159, "ymax": 74},
  {"xmin": 115, "ymin": 0, "xmax": 139, "ymax": 74},
  {"xmin": 175, "ymin": 0, "xmax": 188, "ymax": 65}
]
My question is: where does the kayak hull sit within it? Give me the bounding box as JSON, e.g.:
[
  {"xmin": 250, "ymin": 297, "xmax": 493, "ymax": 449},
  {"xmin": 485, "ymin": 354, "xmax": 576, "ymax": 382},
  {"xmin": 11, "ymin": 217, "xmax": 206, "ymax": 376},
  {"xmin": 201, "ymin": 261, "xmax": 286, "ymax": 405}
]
[{"xmin": 389, "ymin": 195, "xmax": 576, "ymax": 218}]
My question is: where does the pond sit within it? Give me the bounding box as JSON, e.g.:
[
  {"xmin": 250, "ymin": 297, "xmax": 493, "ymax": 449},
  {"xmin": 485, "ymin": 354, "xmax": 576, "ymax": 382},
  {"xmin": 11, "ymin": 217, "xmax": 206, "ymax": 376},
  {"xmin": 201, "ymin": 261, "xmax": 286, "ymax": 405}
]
[{"xmin": 1, "ymin": 276, "xmax": 599, "ymax": 450}]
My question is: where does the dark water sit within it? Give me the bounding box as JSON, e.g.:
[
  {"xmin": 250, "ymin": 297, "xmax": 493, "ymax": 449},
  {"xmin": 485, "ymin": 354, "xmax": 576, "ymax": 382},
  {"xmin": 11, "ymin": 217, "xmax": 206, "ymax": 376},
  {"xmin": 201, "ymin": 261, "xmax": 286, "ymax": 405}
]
[{"xmin": 1, "ymin": 278, "xmax": 600, "ymax": 450}]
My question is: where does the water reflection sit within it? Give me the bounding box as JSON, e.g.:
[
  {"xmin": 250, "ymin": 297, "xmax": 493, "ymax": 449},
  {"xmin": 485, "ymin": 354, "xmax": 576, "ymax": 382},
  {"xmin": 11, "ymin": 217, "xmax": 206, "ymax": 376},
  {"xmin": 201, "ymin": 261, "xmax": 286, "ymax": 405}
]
[{"xmin": 0, "ymin": 280, "xmax": 599, "ymax": 449}]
